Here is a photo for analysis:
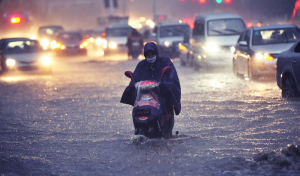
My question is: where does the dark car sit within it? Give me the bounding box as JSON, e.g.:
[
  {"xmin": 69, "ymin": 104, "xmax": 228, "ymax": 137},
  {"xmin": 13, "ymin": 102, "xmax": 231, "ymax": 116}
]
[
  {"xmin": 0, "ymin": 38, "xmax": 52, "ymax": 74},
  {"xmin": 150, "ymin": 22, "xmax": 191, "ymax": 59},
  {"xmin": 276, "ymin": 39, "xmax": 300, "ymax": 98},
  {"xmin": 55, "ymin": 31, "xmax": 88, "ymax": 56},
  {"xmin": 0, "ymin": 11, "xmax": 33, "ymax": 37},
  {"xmin": 38, "ymin": 25, "xmax": 64, "ymax": 50},
  {"xmin": 233, "ymin": 24, "xmax": 300, "ymax": 80}
]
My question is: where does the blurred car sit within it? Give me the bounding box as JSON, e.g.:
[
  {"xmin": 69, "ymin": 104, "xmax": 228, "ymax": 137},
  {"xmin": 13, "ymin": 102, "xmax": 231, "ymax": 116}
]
[
  {"xmin": 0, "ymin": 38, "xmax": 52, "ymax": 74},
  {"xmin": 102, "ymin": 24, "xmax": 133, "ymax": 55},
  {"xmin": 0, "ymin": 11, "xmax": 33, "ymax": 37},
  {"xmin": 233, "ymin": 24, "xmax": 300, "ymax": 80},
  {"xmin": 55, "ymin": 31, "xmax": 88, "ymax": 56},
  {"xmin": 150, "ymin": 22, "xmax": 191, "ymax": 59},
  {"xmin": 82, "ymin": 29, "xmax": 104, "ymax": 51},
  {"xmin": 276, "ymin": 39, "xmax": 300, "ymax": 98},
  {"xmin": 38, "ymin": 25, "xmax": 64, "ymax": 50},
  {"xmin": 189, "ymin": 13, "xmax": 246, "ymax": 70}
]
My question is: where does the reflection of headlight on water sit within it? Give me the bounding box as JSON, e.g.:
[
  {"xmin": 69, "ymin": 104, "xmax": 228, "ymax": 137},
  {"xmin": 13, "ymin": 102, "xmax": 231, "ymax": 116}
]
[
  {"xmin": 109, "ymin": 42, "xmax": 117, "ymax": 49},
  {"xmin": 206, "ymin": 43, "xmax": 219, "ymax": 52},
  {"xmin": 41, "ymin": 56, "xmax": 51, "ymax": 65},
  {"xmin": 6, "ymin": 58, "xmax": 16, "ymax": 66}
]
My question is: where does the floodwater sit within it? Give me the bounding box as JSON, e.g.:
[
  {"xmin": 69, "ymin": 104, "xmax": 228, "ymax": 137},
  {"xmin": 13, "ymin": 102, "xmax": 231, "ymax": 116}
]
[{"xmin": 0, "ymin": 54, "xmax": 300, "ymax": 176}]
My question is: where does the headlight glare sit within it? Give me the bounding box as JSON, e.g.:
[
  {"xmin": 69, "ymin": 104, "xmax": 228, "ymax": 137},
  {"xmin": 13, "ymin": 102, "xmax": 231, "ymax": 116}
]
[
  {"xmin": 206, "ymin": 43, "xmax": 219, "ymax": 52},
  {"xmin": 6, "ymin": 59, "xmax": 16, "ymax": 66},
  {"xmin": 255, "ymin": 53, "xmax": 273, "ymax": 60},
  {"xmin": 41, "ymin": 56, "xmax": 51, "ymax": 65},
  {"xmin": 109, "ymin": 42, "xmax": 117, "ymax": 49},
  {"xmin": 164, "ymin": 41, "xmax": 170, "ymax": 47}
]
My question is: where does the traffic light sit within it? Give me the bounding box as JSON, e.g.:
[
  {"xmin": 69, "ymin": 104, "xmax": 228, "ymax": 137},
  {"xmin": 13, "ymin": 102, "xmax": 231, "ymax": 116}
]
[
  {"xmin": 224, "ymin": 0, "xmax": 232, "ymax": 3},
  {"xmin": 216, "ymin": 0, "xmax": 222, "ymax": 3},
  {"xmin": 199, "ymin": 0, "xmax": 206, "ymax": 3}
]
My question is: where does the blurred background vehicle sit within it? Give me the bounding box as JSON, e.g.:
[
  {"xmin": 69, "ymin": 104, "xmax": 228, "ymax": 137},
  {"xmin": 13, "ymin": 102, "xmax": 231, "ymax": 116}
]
[
  {"xmin": 81, "ymin": 29, "xmax": 105, "ymax": 52},
  {"xmin": 0, "ymin": 38, "xmax": 52, "ymax": 74},
  {"xmin": 102, "ymin": 24, "xmax": 133, "ymax": 55},
  {"xmin": 189, "ymin": 13, "xmax": 246, "ymax": 70},
  {"xmin": 38, "ymin": 25, "xmax": 64, "ymax": 50},
  {"xmin": 233, "ymin": 24, "xmax": 300, "ymax": 80},
  {"xmin": 126, "ymin": 28, "xmax": 143, "ymax": 59},
  {"xmin": 54, "ymin": 31, "xmax": 88, "ymax": 56},
  {"xmin": 276, "ymin": 38, "xmax": 300, "ymax": 98},
  {"xmin": 0, "ymin": 10, "xmax": 33, "ymax": 38},
  {"xmin": 150, "ymin": 22, "xmax": 191, "ymax": 59}
]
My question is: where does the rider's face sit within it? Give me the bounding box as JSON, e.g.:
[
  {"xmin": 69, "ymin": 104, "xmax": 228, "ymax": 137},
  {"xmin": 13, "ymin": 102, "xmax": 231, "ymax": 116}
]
[{"xmin": 145, "ymin": 50, "xmax": 156, "ymax": 58}]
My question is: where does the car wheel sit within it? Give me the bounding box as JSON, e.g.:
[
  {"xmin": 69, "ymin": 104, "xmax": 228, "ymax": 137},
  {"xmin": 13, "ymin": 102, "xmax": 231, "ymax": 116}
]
[
  {"xmin": 282, "ymin": 75, "xmax": 298, "ymax": 99},
  {"xmin": 248, "ymin": 61, "xmax": 258, "ymax": 80}
]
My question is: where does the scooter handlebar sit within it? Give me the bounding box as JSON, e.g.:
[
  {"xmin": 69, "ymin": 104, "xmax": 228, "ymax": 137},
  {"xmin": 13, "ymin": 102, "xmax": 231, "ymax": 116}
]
[
  {"xmin": 160, "ymin": 66, "xmax": 172, "ymax": 80},
  {"xmin": 125, "ymin": 71, "xmax": 134, "ymax": 82}
]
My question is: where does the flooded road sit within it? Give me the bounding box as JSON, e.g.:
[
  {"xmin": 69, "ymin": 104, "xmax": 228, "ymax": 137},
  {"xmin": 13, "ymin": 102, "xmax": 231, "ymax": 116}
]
[{"xmin": 0, "ymin": 53, "xmax": 300, "ymax": 176}]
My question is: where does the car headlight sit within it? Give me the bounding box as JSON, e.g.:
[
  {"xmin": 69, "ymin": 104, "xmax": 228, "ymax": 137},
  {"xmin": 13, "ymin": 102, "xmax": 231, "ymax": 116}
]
[
  {"xmin": 41, "ymin": 56, "xmax": 51, "ymax": 65},
  {"xmin": 80, "ymin": 41, "xmax": 88, "ymax": 49},
  {"xmin": 231, "ymin": 46, "xmax": 235, "ymax": 54},
  {"xmin": 56, "ymin": 43, "xmax": 61, "ymax": 49},
  {"xmin": 41, "ymin": 39, "xmax": 50, "ymax": 46},
  {"xmin": 89, "ymin": 37, "xmax": 95, "ymax": 43},
  {"xmin": 255, "ymin": 53, "xmax": 274, "ymax": 60},
  {"xmin": 6, "ymin": 58, "xmax": 16, "ymax": 67},
  {"xmin": 164, "ymin": 41, "xmax": 170, "ymax": 47},
  {"xmin": 109, "ymin": 42, "xmax": 117, "ymax": 49},
  {"xmin": 205, "ymin": 42, "xmax": 219, "ymax": 52},
  {"xmin": 96, "ymin": 38, "xmax": 102, "ymax": 45},
  {"xmin": 50, "ymin": 40, "xmax": 57, "ymax": 49}
]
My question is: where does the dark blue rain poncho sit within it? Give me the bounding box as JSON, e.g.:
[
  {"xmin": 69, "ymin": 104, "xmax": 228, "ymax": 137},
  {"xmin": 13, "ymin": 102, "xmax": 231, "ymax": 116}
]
[{"xmin": 120, "ymin": 42, "xmax": 181, "ymax": 116}]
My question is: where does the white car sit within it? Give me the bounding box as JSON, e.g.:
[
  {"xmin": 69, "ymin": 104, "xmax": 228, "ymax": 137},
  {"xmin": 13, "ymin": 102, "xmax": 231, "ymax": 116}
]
[
  {"xmin": 233, "ymin": 24, "xmax": 300, "ymax": 80},
  {"xmin": 0, "ymin": 38, "xmax": 52, "ymax": 74},
  {"xmin": 102, "ymin": 24, "xmax": 133, "ymax": 55},
  {"xmin": 190, "ymin": 13, "xmax": 246, "ymax": 70}
]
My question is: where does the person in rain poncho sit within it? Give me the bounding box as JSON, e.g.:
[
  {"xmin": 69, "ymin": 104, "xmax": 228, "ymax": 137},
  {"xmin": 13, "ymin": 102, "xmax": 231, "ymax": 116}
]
[{"xmin": 120, "ymin": 42, "xmax": 181, "ymax": 138}]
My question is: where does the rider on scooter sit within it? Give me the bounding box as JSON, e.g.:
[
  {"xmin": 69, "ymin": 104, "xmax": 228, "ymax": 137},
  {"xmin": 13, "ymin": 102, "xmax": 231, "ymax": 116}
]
[
  {"xmin": 120, "ymin": 42, "xmax": 181, "ymax": 138},
  {"xmin": 126, "ymin": 28, "xmax": 144, "ymax": 59}
]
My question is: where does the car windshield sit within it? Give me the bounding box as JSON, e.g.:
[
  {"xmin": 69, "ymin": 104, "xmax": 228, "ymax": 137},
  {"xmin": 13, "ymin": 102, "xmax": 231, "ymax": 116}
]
[
  {"xmin": 39, "ymin": 27, "xmax": 64, "ymax": 36},
  {"xmin": 207, "ymin": 19, "xmax": 245, "ymax": 36},
  {"xmin": 252, "ymin": 28, "xmax": 300, "ymax": 45},
  {"xmin": 57, "ymin": 33, "xmax": 82, "ymax": 42},
  {"xmin": 159, "ymin": 25, "xmax": 190, "ymax": 38},
  {"xmin": 4, "ymin": 40, "xmax": 42, "ymax": 54},
  {"xmin": 106, "ymin": 27, "xmax": 132, "ymax": 37}
]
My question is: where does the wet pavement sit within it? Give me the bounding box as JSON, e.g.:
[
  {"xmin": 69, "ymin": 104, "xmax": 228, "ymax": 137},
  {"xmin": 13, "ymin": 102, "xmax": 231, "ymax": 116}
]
[{"xmin": 0, "ymin": 53, "xmax": 300, "ymax": 176}]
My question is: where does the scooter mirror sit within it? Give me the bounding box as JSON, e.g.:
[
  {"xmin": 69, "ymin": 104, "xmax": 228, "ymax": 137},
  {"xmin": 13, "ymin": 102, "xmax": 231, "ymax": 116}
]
[
  {"xmin": 160, "ymin": 66, "xmax": 172, "ymax": 80},
  {"xmin": 125, "ymin": 71, "xmax": 135, "ymax": 82}
]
